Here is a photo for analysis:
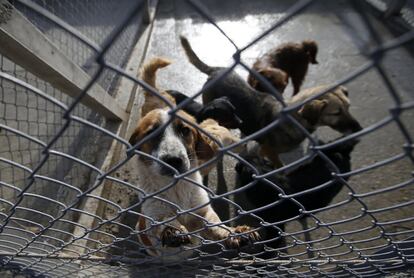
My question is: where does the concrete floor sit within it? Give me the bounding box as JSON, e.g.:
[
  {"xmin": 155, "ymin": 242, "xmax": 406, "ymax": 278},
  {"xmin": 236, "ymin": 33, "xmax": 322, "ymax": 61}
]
[{"xmin": 107, "ymin": 0, "xmax": 414, "ymax": 275}]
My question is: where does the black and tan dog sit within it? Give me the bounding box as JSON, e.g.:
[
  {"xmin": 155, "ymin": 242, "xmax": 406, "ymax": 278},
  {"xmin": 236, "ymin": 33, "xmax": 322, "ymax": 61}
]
[
  {"xmin": 248, "ymin": 40, "xmax": 318, "ymax": 95},
  {"xmin": 180, "ymin": 36, "xmax": 362, "ymax": 167}
]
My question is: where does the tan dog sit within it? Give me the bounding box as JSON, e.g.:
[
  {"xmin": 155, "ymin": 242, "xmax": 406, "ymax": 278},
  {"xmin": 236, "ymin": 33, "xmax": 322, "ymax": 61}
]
[
  {"xmin": 198, "ymin": 118, "xmax": 242, "ymax": 175},
  {"xmin": 129, "ymin": 108, "xmax": 259, "ymax": 257},
  {"xmin": 291, "ymin": 85, "xmax": 362, "ymax": 134},
  {"xmin": 259, "ymin": 85, "xmax": 362, "ymax": 167},
  {"xmin": 140, "ymin": 57, "xmax": 176, "ymax": 117}
]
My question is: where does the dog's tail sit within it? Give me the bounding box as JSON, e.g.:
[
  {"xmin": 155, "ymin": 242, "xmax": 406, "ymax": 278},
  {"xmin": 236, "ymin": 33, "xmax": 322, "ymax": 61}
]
[
  {"xmin": 180, "ymin": 36, "xmax": 214, "ymax": 75},
  {"xmin": 141, "ymin": 57, "xmax": 171, "ymax": 89}
]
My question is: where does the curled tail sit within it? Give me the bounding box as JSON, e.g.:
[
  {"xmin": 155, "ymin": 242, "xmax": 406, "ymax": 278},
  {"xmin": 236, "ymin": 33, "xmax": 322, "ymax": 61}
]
[
  {"xmin": 180, "ymin": 36, "xmax": 214, "ymax": 75},
  {"xmin": 141, "ymin": 57, "xmax": 171, "ymax": 89}
]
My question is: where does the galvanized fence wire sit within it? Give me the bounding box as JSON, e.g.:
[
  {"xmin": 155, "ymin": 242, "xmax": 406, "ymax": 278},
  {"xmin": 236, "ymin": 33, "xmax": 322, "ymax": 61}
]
[
  {"xmin": 11, "ymin": 0, "xmax": 144, "ymax": 94},
  {"xmin": 0, "ymin": 0, "xmax": 414, "ymax": 277}
]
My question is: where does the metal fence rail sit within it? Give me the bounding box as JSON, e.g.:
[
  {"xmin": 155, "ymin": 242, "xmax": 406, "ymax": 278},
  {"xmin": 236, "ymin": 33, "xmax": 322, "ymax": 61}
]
[{"xmin": 0, "ymin": 0, "xmax": 413, "ymax": 277}]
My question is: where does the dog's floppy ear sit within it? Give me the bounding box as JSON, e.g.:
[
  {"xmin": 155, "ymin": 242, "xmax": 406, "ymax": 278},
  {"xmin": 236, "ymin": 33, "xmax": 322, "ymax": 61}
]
[
  {"xmin": 129, "ymin": 128, "xmax": 141, "ymax": 147},
  {"xmin": 298, "ymin": 99, "xmax": 328, "ymax": 126},
  {"xmin": 195, "ymin": 131, "xmax": 216, "ymax": 163},
  {"xmin": 220, "ymin": 96, "xmax": 236, "ymax": 111}
]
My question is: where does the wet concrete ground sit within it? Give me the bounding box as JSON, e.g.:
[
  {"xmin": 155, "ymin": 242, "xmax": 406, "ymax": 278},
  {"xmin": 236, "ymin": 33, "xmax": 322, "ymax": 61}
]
[{"xmin": 108, "ymin": 0, "xmax": 414, "ymax": 270}]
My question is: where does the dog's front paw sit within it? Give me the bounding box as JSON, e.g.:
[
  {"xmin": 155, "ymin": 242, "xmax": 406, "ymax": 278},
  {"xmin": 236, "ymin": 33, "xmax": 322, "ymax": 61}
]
[
  {"xmin": 161, "ymin": 226, "xmax": 191, "ymax": 247},
  {"xmin": 224, "ymin": 225, "xmax": 260, "ymax": 249}
]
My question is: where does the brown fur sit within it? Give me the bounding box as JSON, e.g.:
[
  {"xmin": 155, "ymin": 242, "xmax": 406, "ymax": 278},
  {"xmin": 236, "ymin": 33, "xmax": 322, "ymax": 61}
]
[
  {"xmin": 129, "ymin": 109, "xmax": 215, "ymax": 163},
  {"xmin": 247, "ymin": 65, "xmax": 288, "ymax": 94},
  {"xmin": 197, "ymin": 119, "xmax": 241, "ymax": 175},
  {"xmin": 140, "ymin": 57, "xmax": 176, "ymax": 117},
  {"xmin": 248, "ymin": 40, "xmax": 318, "ymax": 95},
  {"xmin": 129, "ymin": 110, "xmax": 243, "ymax": 175}
]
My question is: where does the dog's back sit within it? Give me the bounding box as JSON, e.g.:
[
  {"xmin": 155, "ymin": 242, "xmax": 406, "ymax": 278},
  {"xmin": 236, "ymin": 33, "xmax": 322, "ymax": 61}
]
[
  {"xmin": 180, "ymin": 36, "xmax": 282, "ymax": 136},
  {"xmin": 179, "ymin": 37, "xmax": 247, "ymax": 104},
  {"xmin": 286, "ymin": 139, "xmax": 358, "ymax": 210},
  {"xmin": 271, "ymin": 42, "xmax": 312, "ymax": 72}
]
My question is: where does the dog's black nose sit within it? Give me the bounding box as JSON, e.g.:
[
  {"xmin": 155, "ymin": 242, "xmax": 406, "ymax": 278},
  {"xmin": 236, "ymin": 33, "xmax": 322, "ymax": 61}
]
[{"xmin": 160, "ymin": 156, "xmax": 183, "ymax": 172}]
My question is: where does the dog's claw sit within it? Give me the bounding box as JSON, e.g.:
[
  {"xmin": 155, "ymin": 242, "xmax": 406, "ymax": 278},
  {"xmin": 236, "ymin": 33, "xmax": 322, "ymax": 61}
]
[
  {"xmin": 224, "ymin": 225, "xmax": 260, "ymax": 249},
  {"xmin": 161, "ymin": 227, "xmax": 191, "ymax": 247}
]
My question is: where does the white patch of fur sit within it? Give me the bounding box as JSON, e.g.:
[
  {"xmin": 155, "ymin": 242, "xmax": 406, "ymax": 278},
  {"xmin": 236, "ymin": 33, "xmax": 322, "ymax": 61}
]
[
  {"xmin": 151, "ymin": 112, "xmax": 191, "ymax": 174},
  {"xmin": 138, "ymin": 110, "xmax": 209, "ymax": 205}
]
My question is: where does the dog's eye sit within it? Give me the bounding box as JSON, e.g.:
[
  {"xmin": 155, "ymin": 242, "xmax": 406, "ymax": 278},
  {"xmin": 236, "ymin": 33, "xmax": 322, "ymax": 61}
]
[{"xmin": 329, "ymin": 111, "xmax": 341, "ymax": 116}]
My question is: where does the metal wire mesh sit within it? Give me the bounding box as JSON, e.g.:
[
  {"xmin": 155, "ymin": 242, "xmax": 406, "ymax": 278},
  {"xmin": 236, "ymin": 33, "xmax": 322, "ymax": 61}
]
[
  {"xmin": 12, "ymin": 0, "xmax": 144, "ymax": 93},
  {"xmin": 0, "ymin": 0, "xmax": 414, "ymax": 277}
]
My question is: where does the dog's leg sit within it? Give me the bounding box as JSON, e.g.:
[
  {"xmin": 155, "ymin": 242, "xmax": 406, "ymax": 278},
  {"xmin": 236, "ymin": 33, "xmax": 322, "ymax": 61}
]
[
  {"xmin": 194, "ymin": 205, "xmax": 260, "ymax": 249},
  {"xmin": 291, "ymin": 67, "xmax": 307, "ymax": 96},
  {"xmin": 139, "ymin": 199, "xmax": 191, "ymax": 250},
  {"xmin": 292, "ymin": 77, "xmax": 302, "ymax": 96},
  {"xmin": 299, "ymin": 217, "xmax": 315, "ymax": 258},
  {"xmin": 214, "ymin": 158, "xmax": 230, "ymax": 220},
  {"xmin": 203, "ymin": 174, "xmax": 209, "ymax": 187},
  {"xmin": 270, "ymin": 155, "xmax": 284, "ymax": 169}
]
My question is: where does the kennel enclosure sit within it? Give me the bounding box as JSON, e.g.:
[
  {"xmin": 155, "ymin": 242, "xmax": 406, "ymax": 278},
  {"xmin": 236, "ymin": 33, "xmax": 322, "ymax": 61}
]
[{"xmin": 0, "ymin": 0, "xmax": 414, "ymax": 277}]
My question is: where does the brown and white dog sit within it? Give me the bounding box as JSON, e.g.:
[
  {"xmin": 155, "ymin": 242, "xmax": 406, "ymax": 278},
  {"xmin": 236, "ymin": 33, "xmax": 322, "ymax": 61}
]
[
  {"xmin": 139, "ymin": 57, "xmax": 243, "ymax": 175},
  {"xmin": 129, "ymin": 108, "xmax": 259, "ymax": 257}
]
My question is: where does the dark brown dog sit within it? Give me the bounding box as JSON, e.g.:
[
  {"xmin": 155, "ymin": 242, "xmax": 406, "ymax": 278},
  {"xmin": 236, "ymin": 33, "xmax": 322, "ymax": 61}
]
[{"xmin": 248, "ymin": 40, "xmax": 318, "ymax": 95}]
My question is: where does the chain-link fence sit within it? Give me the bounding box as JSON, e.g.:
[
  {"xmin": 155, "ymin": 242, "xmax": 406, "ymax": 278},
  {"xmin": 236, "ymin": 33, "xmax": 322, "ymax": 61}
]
[{"xmin": 0, "ymin": 0, "xmax": 413, "ymax": 277}]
